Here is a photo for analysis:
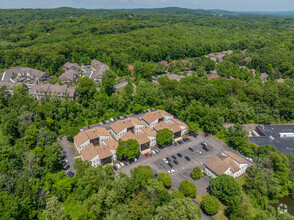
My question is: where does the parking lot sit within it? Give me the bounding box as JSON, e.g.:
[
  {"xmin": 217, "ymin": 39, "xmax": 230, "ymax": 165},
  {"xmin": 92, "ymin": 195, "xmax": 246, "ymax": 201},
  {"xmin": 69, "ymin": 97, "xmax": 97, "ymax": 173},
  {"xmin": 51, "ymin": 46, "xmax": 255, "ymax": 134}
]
[
  {"xmin": 60, "ymin": 136, "xmax": 76, "ymax": 177},
  {"xmin": 117, "ymin": 133, "xmax": 247, "ymax": 194}
]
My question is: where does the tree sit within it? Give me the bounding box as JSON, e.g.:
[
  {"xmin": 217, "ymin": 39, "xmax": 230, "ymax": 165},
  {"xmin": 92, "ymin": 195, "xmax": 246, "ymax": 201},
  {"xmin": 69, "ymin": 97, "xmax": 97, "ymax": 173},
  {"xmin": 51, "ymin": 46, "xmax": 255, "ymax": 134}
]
[
  {"xmin": 200, "ymin": 195, "xmax": 220, "ymax": 216},
  {"xmin": 156, "ymin": 128, "xmax": 173, "ymax": 146},
  {"xmin": 116, "ymin": 139, "xmax": 140, "ymax": 160},
  {"xmin": 179, "ymin": 180, "xmax": 197, "ymax": 198},
  {"xmin": 158, "ymin": 172, "xmax": 172, "ymax": 188},
  {"xmin": 155, "ymin": 198, "xmax": 201, "ymax": 220},
  {"xmin": 75, "ymin": 77, "xmax": 96, "ymax": 106},
  {"xmin": 43, "ymin": 196, "xmax": 66, "ymax": 220},
  {"xmin": 131, "ymin": 166, "xmax": 154, "ymax": 190},
  {"xmin": 129, "ymin": 192, "xmax": 152, "ymax": 220},
  {"xmin": 210, "ymin": 174, "xmax": 241, "ymax": 206},
  {"xmin": 190, "ymin": 167, "xmax": 202, "ymax": 180},
  {"xmin": 102, "ymin": 70, "xmax": 116, "ymax": 96}
]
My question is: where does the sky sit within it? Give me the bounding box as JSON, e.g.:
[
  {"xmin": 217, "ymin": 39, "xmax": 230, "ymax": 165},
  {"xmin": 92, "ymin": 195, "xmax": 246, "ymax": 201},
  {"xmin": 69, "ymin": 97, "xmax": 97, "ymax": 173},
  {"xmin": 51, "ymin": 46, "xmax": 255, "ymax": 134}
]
[{"xmin": 1, "ymin": 0, "xmax": 294, "ymax": 11}]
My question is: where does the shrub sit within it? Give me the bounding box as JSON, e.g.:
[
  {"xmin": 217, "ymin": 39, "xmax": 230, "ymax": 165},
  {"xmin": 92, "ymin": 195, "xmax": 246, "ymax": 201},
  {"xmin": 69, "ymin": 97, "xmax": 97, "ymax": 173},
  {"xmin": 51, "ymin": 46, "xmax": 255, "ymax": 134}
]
[
  {"xmin": 201, "ymin": 195, "xmax": 220, "ymax": 215},
  {"xmin": 179, "ymin": 180, "xmax": 197, "ymax": 198},
  {"xmin": 190, "ymin": 167, "xmax": 202, "ymax": 180}
]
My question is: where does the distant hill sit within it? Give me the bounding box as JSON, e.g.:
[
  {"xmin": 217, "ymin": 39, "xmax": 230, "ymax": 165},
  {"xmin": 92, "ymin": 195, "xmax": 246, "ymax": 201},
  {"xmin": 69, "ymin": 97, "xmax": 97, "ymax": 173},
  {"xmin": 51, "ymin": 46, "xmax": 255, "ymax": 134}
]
[{"xmin": 237, "ymin": 11, "xmax": 294, "ymax": 17}]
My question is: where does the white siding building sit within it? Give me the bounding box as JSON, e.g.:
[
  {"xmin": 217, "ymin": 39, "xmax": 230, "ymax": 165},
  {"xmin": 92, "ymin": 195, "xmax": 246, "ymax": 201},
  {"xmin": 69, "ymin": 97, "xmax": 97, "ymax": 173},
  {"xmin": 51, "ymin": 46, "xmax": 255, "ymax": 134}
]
[{"xmin": 204, "ymin": 151, "xmax": 249, "ymax": 179}]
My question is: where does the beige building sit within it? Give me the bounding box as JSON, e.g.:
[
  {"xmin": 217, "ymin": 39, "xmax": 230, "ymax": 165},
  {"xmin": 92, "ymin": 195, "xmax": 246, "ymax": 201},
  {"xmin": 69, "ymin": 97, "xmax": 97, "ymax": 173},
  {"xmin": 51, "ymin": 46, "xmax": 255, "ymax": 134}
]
[
  {"xmin": 204, "ymin": 151, "xmax": 249, "ymax": 178},
  {"xmin": 80, "ymin": 143, "xmax": 113, "ymax": 167}
]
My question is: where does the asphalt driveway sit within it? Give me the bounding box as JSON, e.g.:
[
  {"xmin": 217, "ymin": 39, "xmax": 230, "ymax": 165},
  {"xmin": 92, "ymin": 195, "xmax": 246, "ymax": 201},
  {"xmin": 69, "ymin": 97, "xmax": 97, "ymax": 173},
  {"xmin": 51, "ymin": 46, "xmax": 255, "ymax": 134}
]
[{"xmin": 60, "ymin": 136, "xmax": 76, "ymax": 174}]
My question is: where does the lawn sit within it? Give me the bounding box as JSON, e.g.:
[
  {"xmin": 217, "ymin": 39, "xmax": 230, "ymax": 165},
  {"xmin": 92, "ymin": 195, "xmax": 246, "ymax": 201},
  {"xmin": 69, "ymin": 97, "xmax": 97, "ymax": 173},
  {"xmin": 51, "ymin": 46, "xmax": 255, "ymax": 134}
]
[
  {"xmin": 195, "ymin": 195, "xmax": 228, "ymax": 220},
  {"xmin": 236, "ymin": 173, "xmax": 248, "ymax": 194}
]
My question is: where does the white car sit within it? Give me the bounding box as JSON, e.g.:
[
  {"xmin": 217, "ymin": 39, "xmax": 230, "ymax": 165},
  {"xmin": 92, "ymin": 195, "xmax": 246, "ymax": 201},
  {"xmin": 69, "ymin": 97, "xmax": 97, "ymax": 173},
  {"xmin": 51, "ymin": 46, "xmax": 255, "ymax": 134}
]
[
  {"xmin": 196, "ymin": 150, "xmax": 202, "ymax": 155},
  {"xmin": 168, "ymin": 169, "xmax": 175, "ymax": 174},
  {"xmin": 163, "ymin": 158, "xmax": 168, "ymax": 163},
  {"xmin": 110, "ymin": 118, "xmax": 114, "ymax": 122},
  {"xmin": 61, "ymin": 159, "xmax": 68, "ymax": 166},
  {"xmin": 152, "ymin": 150, "xmax": 156, "ymax": 155},
  {"xmin": 116, "ymin": 164, "xmax": 121, "ymax": 169},
  {"xmin": 120, "ymin": 162, "xmax": 125, "ymax": 167},
  {"xmin": 246, "ymin": 157, "xmax": 253, "ymax": 163}
]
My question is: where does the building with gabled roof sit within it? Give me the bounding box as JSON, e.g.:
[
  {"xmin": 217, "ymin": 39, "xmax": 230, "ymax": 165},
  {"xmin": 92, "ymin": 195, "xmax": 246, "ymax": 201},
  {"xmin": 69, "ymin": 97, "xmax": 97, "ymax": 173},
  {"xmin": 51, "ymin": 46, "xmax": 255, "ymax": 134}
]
[
  {"xmin": 59, "ymin": 69, "xmax": 79, "ymax": 84},
  {"xmin": 62, "ymin": 62, "xmax": 81, "ymax": 72},
  {"xmin": 74, "ymin": 127, "xmax": 111, "ymax": 153},
  {"xmin": 154, "ymin": 121, "xmax": 182, "ymax": 139},
  {"xmin": 29, "ymin": 83, "xmax": 76, "ymax": 100},
  {"xmin": 204, "ymin": 151, "xmax": 248, "ymax": 178},
  {"xmin": 110, "ymin": 117, "xmax": 145, "ymax": 140},
  {"xmin": 141, "ymin": 110, "xmax": 173, "ymax": 129},
  {"xmin": 90, "ymin": 59, "xmax": 109, "ymax": 83},
  {"xmin": 80, "ymin": 143, "xmax": 113, "ymax": 167}
]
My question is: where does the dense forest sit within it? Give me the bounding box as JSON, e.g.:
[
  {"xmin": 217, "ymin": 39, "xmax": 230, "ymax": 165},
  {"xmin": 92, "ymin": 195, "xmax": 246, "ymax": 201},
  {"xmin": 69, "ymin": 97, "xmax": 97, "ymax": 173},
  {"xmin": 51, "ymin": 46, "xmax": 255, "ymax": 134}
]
[{"xmin": 0, "ymin": 7, "xmax": 293, "ymax": 219}]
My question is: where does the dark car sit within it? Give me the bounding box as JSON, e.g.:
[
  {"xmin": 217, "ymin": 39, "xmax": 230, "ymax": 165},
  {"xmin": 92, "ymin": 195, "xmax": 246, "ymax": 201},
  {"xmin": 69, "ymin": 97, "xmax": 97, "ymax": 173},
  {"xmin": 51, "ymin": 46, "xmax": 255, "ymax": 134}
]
[
  {"xmin": 66, "ymin": 171, "xmax": 75, "ymax": 178},
  {"xmin": 186, "ymin": 137, "xmax": 190, "ymax": 142},
  {"xmin": 167, "ymin": 163, "xmax": 173, "ymax": 168},
  {"xmin": 113, "ymin": 165, "xmax": 118, "ymax": 171},
  {"xmin": 171, "ymin": 155, "xmax": 176, "ymax": 160},
  {"xmin": 173, "ymin": 160, "xmax": 178, "ymax": 165},
  {"xmin": 174, "ymin": 142, "xmax": 177, "ymax": 146},
  {"xmin": 185, "ymin": 156, "xmax": 191, "ymax": 161},
  {"xmin": 183, "ymin": 138, "xmax": 187, "ymax": 142},
  {"xmin": 63, "ymin": 165, "xmax": 70, "ymax": 170},
  {"xmin": 203, "ymin": 146, "xmax": 209, "ymax": 151},
  {"xmin": 61, "ymin": 155, "xmax": 66, "ymax": 160},
  {"xmin": 177, "ymin": 153, "xmax": 182, "ymax": 158},
  {"xmin": 188, "ymin": 147, "xmax": 194, "ymax": 152},
  {"xmin": 166, "ymin": 157, "xmax": 171, "ymax": 162}
]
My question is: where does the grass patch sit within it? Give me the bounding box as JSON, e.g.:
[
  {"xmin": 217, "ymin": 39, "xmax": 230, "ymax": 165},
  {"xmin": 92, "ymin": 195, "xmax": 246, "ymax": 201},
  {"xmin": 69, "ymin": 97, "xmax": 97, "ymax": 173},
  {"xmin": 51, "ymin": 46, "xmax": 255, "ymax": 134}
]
[
  {"xmin": 195, "ymin": 194, "xmax": 228, "ymax": 220},
  {"xmin": 236, "ymin": 173, "xmax": 248, "ymax": 194}
]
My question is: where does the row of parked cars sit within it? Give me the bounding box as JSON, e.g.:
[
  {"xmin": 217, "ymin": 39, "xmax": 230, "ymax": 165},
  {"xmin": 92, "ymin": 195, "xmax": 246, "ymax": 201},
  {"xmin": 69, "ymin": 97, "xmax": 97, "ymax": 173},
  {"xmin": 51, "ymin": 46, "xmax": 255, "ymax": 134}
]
[
  {"xmin": 113, "ymin": 162, "xmax": 127, "ymax": 170},
  {"xmin": 144, "ymin": 149, "xmax": 159, "ymax": 158},
  {"xmin": 61, "ymin": 149, "xmax": 75, "ymax": 178}
]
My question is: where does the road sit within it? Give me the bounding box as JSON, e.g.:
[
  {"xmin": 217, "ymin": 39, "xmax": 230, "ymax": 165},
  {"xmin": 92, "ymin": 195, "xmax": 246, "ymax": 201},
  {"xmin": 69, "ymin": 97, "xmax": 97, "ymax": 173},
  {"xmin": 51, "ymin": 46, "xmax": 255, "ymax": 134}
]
[{"xmin": 60, "ymin": 136, "xmax": 76, "ymax": 174}]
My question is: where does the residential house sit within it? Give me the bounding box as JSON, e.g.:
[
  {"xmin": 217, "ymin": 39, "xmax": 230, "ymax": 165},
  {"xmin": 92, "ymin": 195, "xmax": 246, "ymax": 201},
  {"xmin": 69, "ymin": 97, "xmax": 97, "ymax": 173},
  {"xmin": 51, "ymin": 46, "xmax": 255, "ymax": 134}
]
[
  {"xmin": 141, "ymin": 110, "xmax": 173, "ymax": 129},
  {"xmin": 260, "ymin": 73, "xmax": 269, "ymax": 83},
  {"xmin": 114, "ymin": 81, "xmax": 128, "ymax": 91},
  {"xmin": 120, "ymin": 131, "xmax": 151, "ymax": 152},
  {"xmin": 90, "ymin": 59, "xmax": 110, "ymax": 83},
  {"xmin": 6, "ymin": 68, "xmax": 50, "ymax": 84},
  {"xmin": 62, "ymin": 62, "xmax": 81, "ymax": 72},
  {"xmin": 110, "ymin": 117, "xmax": 144, "ymax": 140},
  {"xmin": 29, "ymin": 83, "xmax": 76, "ymax": 100},
  {"xmin": 204, "ymin": 151, "xmax": 248, "ymax": 178},
  {"xmin": 171, "ymin": 118, "xmax": 188, "ymax": 136},
  {"xmin": 153, "ymin": 121, "xmax": 182, "ymax": 139},
  {"xmin": 104, "ymin": 139, "xmax": 118, "ymax": 160},
  {"xmin": 139, "ymin": 127, "xmax": 157, "ymax": 147},
  {"xmin": 0, "ymin": 82, "xmax": 27, "ymax": 94},
  {"xmin": 74, "ymin": 127, "xmax": 111, "ymax": 153},
  {"xmin": 207, "ymin": 73, "xmax": 220, "ymax": 80},
  {"xmin": 59, "ymin": 69, "xmax": 79, "ymax": 84},
  {"xmin": 80, "ymin": 143, "xmax": 113, "ymax": 167},
  {"xmin": 275, "ymin": 78, "xmax": 285, "ymax": 83},
  {"xmin": 74, "ymin": 131, "xmax": 90, "ymax": 153}
]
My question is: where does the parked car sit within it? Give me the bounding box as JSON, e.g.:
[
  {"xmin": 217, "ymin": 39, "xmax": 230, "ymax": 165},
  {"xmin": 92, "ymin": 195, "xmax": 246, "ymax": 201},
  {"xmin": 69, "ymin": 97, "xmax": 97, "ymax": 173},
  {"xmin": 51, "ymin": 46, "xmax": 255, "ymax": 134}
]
[
  {"xmin": 173, "ymin": 160, "xmax": 178, "ymax": 165},
  {"xmin": 63, "ymin": 165, "xmax": 70, "ymax": 170},
  {"xmin": 203, "ymin": 145, "xmax": 209, "ymax": 151},
  {"xmin": 166, "ymin": 157, "xmax": 171, "ymax": 162},
  {"xmin": 163, "ymin": 158, "xmax": 168, "ymax": 163},
  {"xmin": 185, "ymin": 156, "xmax": 191, "ymax": 161},
  {"xmin": 113, "ymin": 165, "xmax": 117, "ymax": 171},
  {"xmin": 116, "ymin": 164, "xmax": 121, "ymax": 169},
  {"xmin": 188, "ymin": 147, "xmax": 194, "ymax": 152},
  {"xmin": 154, "ymin": 173, "xmax": 158, "ymax": 178},
  {"xmin": 61, "ymin": 159, "xmax": 68, "ymax": 166},
  {"xmin": 66, "ymin": 171, "xmax": 75, "ymax": 178},
  {"xmin": 155, "ymin": 149, "xmax": 159, "ymax": 154},
  {"xmin": 110, "ymin": 118, "xmax": 114, "ymax": 122},
  {"xmin": 171, "ymin": 155, "xmax": 176, "ymax": 160},
  {"xmin": 167, "ymin": 163, "xmax": 173, "ymax": 168},
  {"xmin": 151, "ymin": 150, "xmax": 156, "ymax": 155},
  {"xmin": 174, "ymin": 142, "xmax": 177, "ymax": 146},
  {"xmin": 119, "ymin": 116, "xmax": 124, "ymax": 119},
  {"xmin": 105, "ymin": 120, "xmax": 109, "ymax": 124},
  {"xmin": 177, "ymin": 153, "xmax": 182, "ymax": 158},
  {"xmin": 246, "ymin": 157, "xmax": 254, "ymax": 163},
  {"xmin": 185, "ymin": 137, "xmax": 190, "ymax": 142},
  {"xmin": 168, "ymin": 169, "xmax": 175, "ymax": 174},
  {"xmin": 145, "ymin": 153, "xmax": 149, "ymax": 158},
  {"xmin": 61, "ymin": 155, "xmax": 66, "ymax": 160},
  {"xmin": 120, "ymin": 162, "xmax": 125, "ymax": 167},
  {"xmin": 196, "ymin": 150, "xmax": 202, "ymax": 154}
]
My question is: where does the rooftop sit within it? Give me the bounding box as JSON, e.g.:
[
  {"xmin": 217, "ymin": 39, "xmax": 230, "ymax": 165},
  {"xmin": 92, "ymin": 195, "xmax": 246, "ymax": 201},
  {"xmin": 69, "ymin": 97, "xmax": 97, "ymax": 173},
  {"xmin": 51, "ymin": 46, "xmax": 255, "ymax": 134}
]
[
  {"xmin": 249, "ymin": 125, "xmax": 294, "ymax": 154},
  {"xmin": 104, "ymin": 139, "xmax": 118, "ymax": 150},
  {"xmin": 205, "ymin": 155, "xmax": 240, "ymax": 176},
  {"xmin": 80, "ymin": 143, "xmax": 98, "ymax": 161}
]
